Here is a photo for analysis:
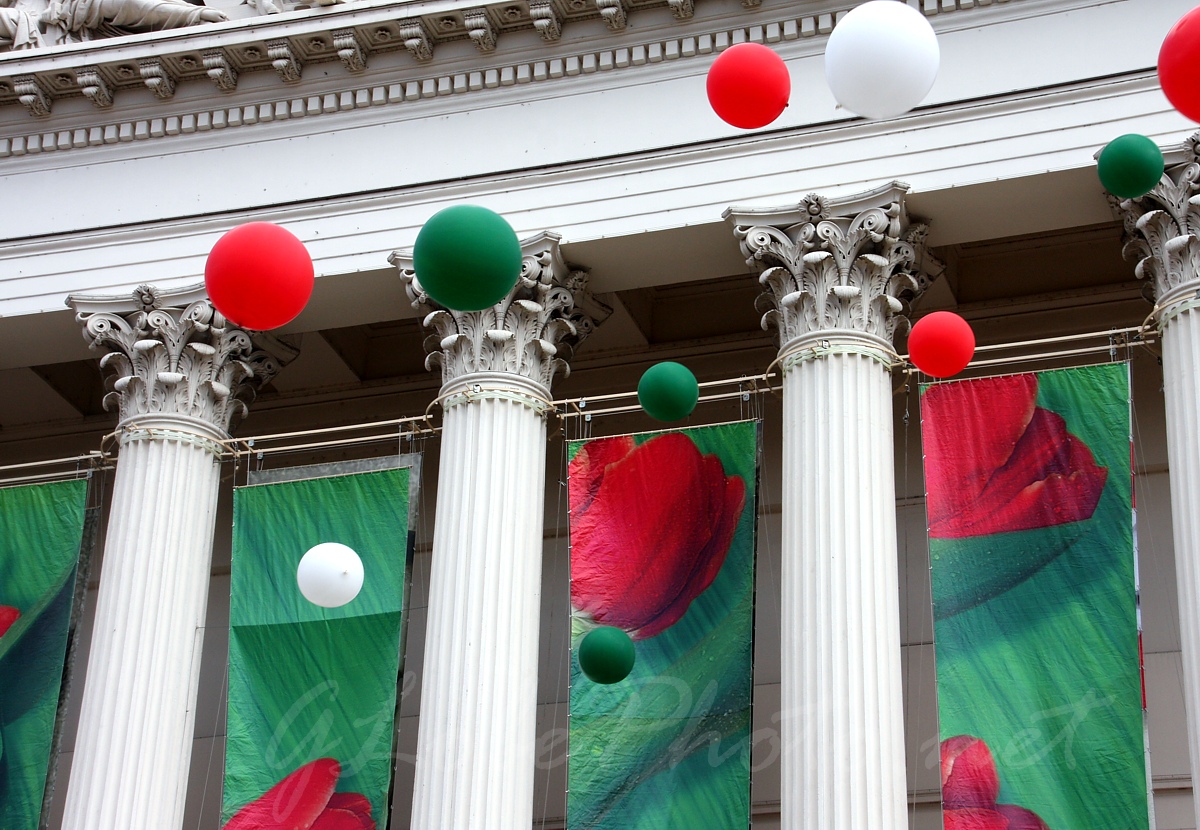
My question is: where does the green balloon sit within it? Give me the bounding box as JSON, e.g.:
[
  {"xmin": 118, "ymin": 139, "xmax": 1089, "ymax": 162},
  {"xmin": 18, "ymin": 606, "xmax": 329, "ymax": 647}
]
[
  {"xmin": 578, "ymin": 625, "xmax": 636, "ymax": 684},
  {"xmin": 413, "ymin": 205, "xmax": 523, "ymax": 311},
  {"xmin": 1097, "ymin": 134, "xmax": 1164, "ymax": 199},
  {"xmin": 637, "ymin": 362, "xmax": 699, "ymax": 421}
]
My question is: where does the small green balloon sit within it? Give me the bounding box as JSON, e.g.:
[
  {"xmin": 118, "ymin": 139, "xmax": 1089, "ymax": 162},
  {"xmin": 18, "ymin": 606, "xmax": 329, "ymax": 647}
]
[
  {"xmin": 1097, "ymin": 134, "xmax": 1164, "ymax": 199},
  {"xmin": 637, "ymin": 362, "xmax": 699, "ymax": 421},
  {"xmin": 413, "ymin": 205, "xmax": 523, "ymax": 311},
  {"xmin": 578, "ymin": 625, "xmax": 635, "ymax": 685}
]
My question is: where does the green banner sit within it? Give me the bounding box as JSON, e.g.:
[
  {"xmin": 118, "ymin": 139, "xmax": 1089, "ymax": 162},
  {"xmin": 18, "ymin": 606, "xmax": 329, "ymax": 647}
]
[
  {"xmin": 222, "ymin": 462, "xmax": 416, "ymax": 830},
  {"xmin": 567, "ymin": 421, "xmax": 757, "ymax": 830},
  {"xmin": 922, "ymin": 365, "xmax": 1149, "ymax": 830},
  {"xmin": 0, "ymin": 479, "xmax": 89, "ymax": 830}
]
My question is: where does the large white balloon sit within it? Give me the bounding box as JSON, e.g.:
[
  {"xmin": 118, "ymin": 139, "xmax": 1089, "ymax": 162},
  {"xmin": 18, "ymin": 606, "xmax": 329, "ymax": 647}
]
[
  {"xmin": 297, "ymin": 542, "xmax": 364, "ymax": 608},
  {"xmin": 824, "ymin": 1, "xmax": 940, "ymax": 120}
]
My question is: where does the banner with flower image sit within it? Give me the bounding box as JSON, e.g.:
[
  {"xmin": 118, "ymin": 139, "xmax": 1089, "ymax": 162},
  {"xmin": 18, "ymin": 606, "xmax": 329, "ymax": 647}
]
[
  {"xmin": 567, "ymin": 421, "xmax": 757, "ymax": 830},
  {"xmin": 0, "ymin": 479, "xmax": 90, "ymax": 830},
  {"xmin": 922, "ymin": 364, "xmax": 1150, "ymax": 830},
  {"xmin": 222, "ymin": 459, "xmax": 418, "ymax": 830}
]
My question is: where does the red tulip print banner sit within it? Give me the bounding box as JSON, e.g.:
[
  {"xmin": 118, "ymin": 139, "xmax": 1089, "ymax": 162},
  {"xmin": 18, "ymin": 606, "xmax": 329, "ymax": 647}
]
[
  {"xmin": 223, "ymin": 460, "xmax": 417, "ymax": 830},
  {"xmin": 0, "ymin": 479, "xmax": 90, "ymax": 830},
  {"xmin": 567, "ymin": 421, "xmax": 758, "ymax": 829},
  {"xmin": 922, "ymin": 365, "xmax": 1150, "ymax": 830}
]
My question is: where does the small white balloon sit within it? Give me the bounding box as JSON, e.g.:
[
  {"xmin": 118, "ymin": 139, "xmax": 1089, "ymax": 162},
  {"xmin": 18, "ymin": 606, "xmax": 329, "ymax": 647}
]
[
  {"xmin": 297, "ymin": 543, "xmax": 364, "ymax": 608},
  {"xmin": 824, "ymin": 0, "xmax": 940, "ymax": 120}
]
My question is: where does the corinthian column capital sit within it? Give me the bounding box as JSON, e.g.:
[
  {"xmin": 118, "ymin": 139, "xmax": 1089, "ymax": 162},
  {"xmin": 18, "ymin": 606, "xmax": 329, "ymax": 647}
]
[
  {"xmin": 390, "ymin": 230, "xmax": 610, "ymax": 398},
  {"xmin": 725, "ymin": 181, "xmax": 933, "ymax": 353},
  {"xmin": 1114, "ymin": 132, "xmax": 1200, "ymax": 317},
  {"xmin": 68, "ymin": 282, "xmax": 297, "ymax": 436}
]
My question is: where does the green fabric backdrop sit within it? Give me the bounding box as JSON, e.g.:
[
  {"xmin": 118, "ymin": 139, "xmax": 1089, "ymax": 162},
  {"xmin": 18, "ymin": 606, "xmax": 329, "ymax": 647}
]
[
  {"xmin": 925, "ymin": 365, "xmax": 1149, "ymax": 829},
  {"xmin": 567, "ymin": 421, "xmax": 758, "ymax": 830},
  {"xmin": 0, "ymin": 479, "xmax": 88, "ymax": 830},
  {"xmin": 223, "ymin": 467, "xmax": 412, "ymax": 829}
]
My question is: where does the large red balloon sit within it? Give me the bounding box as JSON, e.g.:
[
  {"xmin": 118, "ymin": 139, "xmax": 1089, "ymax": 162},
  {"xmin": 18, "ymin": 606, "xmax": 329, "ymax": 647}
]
[
  {"xmin": 706, "ymin": 42, "xmax": 791, "ymax": 129},
  {"xmin": 908, "ymin": 311, "xmax": 975, "ymax": 378},
  {"xmin": 204, "ymin": 222, "xmax": 314, "ymax": 331},
  {"xmin": 1159, "ymin": 6, "xmax": 1200, "ymax": 122}
]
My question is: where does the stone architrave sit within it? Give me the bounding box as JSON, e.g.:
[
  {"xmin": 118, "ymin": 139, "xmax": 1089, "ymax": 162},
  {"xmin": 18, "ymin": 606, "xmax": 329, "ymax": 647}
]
[
  {"xmin": 391, "ymin": 232, "xmax": 606, "ymax": 830},
  {"xmin": 1116, "ymin": 132, "xmax": 1200, "ymax": 824},
  {"xmin": 725, "ymin": 182, "xmax": 928, "ymax": 830},
  {"xmin": 61, "ymin": 283, "xmax": 294, "ymax": 830}
]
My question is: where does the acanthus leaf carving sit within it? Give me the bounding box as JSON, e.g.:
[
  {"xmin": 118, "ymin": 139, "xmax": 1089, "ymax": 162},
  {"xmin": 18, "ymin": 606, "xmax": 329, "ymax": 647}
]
[
  {"xmin": 1113, "ymin": 131, "xmax": 1200, "ymax": 310},
  {"xmin": 390, "ymin": 232, "xmax": 610, "ymax": 393},
  {"xmin": 725, "ymin": 183, "xmax": 925, "ymax": 348},
  {"xmin": 70, "ymin": 283, "xmax": 297, "ymax": 433}
]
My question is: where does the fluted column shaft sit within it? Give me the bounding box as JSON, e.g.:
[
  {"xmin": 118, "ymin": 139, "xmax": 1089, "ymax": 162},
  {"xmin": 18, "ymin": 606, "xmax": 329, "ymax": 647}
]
[
  {"xmin": 780, "ymin": 336, "xmax": 907, "ymax": 830},
  {"xmin": 410, "ymin": 374, "xmax": 548, "ymax": 830},
  {"xmin": 62, "ymin": 417, "xmax": 223, "ymax": 830},
  {"xmin": 1160, "ymin": 301, "xmax": 1200, "ymax": 818}
]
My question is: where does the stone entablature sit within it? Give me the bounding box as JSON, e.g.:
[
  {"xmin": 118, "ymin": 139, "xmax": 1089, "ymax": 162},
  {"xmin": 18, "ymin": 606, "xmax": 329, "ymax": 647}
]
[{"xmin": 0, "ymin": 0, "xmax": 1011, "ymax": 122}]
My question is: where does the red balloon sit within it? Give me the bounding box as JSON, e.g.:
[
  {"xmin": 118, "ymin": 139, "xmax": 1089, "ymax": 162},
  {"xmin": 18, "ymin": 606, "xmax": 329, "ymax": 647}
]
[
  {"xmin": 204, "ymin": 222, "xmax": 314, "ymax": 331},
  {"xmin": 1159, "ymin": 6, "xmax": 1200, "ymax": 122},
  {"xmin": 908, "ymin": 311, "xmax": 975, "ymax": 378},
  {"xmin": 706, "ymin": 42, "xmax": 791, "ymax": 129}
]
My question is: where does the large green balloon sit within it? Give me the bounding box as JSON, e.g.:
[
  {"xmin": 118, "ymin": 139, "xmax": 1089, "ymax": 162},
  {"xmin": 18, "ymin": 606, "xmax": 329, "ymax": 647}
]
[
  {"xmin": 578, "ymin": 625, "xmax": 635, "ymax": 685},
  {"xmin": 412, "ymin": 205, "xmax": 523, "ymax": 311},
  {"xmin": 637, "ymin": 362, "xmax": 699, "ymax": 421},
  {"xmin": 1097, "ymin": 134, "xmax": 1164, "ymax": 199}
]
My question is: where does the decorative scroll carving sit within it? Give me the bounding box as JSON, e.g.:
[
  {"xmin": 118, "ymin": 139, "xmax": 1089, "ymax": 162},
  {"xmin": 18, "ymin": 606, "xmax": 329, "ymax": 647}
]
[
  {"xmin": 267, "ymin": 38, "xmax": 302, "ymax": 82},
  {"xmin": 1114, "ymin": 132, "xmax": 1200, "ymax": 311},
  {"xmin": 138, "ymin": 58, "xmax": 176, "ymax": 98},
  {"xmin": 399, "ymin": 19, "xmax": 432, "ymax": 61},
  {"xmin": 203, "ymin": 49, "xmax": 238, "ymax": 90},
  {"xmin": 14, "ymin": 74, "xmax": 49, "ymax": 116},
  {"xmin": 463, "ymin": 9, "xmax": 495, "ymax": 52},
  {"xmin": 528, "ymin": 0, "xmax": 560, "ymax": 41},
  {"xmin": 69, "ymin": 283, "xmax": 297, "ymax": 433},
  {"xmin": 595, "ymin": 0, "xmax": 625, "ymax": 30},
  {"xmin": 667, "ymin": 0, "xmax": 692, "ymax": 20},
  {"xmin": 333, "ymin": 28, "xmax": 367, "ymax": 72},
  {"xmin": 391, "ymin": 231, "xmax": 610, "ymax": 390},
  {"xmin": 725, "ymin": 182, "xmax": 927, "ymax": 347},
  {"xmin": 76, "ymin": 65, "xmax": 113, "ymax": 108}
]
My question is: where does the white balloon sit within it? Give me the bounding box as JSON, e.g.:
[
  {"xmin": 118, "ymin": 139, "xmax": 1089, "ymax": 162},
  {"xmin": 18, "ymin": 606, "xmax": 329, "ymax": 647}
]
[
  {"xmin": 824, "ymin": 1, "xmax": 940, "ymax": 120},
  {"xmin": 297, "ymin": 542, "xmax": 364, "ymax": 608}
]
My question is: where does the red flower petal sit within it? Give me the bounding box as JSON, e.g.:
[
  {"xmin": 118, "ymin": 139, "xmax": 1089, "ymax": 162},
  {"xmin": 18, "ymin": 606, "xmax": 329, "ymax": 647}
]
[
  {"xmin": 223, "ymin": 758, "xmax": 341, "ymax": 830},
  {"xmin": 944, "ymin": 807, "xmax": 1010, "ymax": 830},
  {"xmin": 310, "ymin": 806, "xmax": 375, "ymax": 830},
  {"xmin": 941, "ymin": 735, "xmax": 1000, "ymax": 809},
  {"xmin": 995, "ymin": 804, "xmax": 1051, "ymax": 830},
  {"xmin": 924, "ymin": 375, "xmax": 1038, "ymax": 528},
  {"xmin": 569, "ymin": 433, "xmax": 746, "ymax": 639},
  {"xmin": 325, "ymin": 794, "xmax": 372, "ymax": 823},
  {"xmin": 568, "ymin": 436, "xmax": 636, "ymax": 517},
  {"xmin": 0, "ymin": 606, "xmax": 19, "ymax": 640}
]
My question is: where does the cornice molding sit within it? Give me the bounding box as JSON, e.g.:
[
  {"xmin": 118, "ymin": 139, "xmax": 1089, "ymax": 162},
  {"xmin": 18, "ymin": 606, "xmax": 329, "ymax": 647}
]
[{"xmin": 0, "ymin": 0, "xmax": 1026, "ymax": 148}]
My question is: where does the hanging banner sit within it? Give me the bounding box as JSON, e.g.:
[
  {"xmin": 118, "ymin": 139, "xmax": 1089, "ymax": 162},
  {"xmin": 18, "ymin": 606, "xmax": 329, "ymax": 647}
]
[
  {"xmin": 0, "ymin": 479, "xmax": 90, "ymax": 830},
  {"xmin": 567, "ymin": 421, "xmax": 758, "ymax": 830},
  {"xmin": 922, "ymin": 364, "xmax": 1150, "ymax": 830},
  {"xmin": 222, "ymin": 458, "xmax": 418, "ymax": 830}
]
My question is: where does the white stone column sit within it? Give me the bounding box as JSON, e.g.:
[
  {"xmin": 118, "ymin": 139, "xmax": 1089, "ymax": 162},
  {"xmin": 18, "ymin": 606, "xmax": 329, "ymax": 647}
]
[
  {"xmin": 1116, "ymin": 133, "xmax": 1200, "ymax": 821},
  {"xmin": 392, "ymin": 232, "xmax": 604, "ymax": 830},
  {"xmin": 62, "ymin": 284, "xmax": 292, "ymax": 830},
  {"xmin": 727, "ymin": 184, "xmax": 928, "ymax": 830}
]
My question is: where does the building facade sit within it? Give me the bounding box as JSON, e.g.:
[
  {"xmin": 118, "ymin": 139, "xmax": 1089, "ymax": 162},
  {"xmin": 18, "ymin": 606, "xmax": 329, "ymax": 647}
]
[{"xmin": 1, "ymin": 0, "xmax": 1199, "ymax": 828}]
